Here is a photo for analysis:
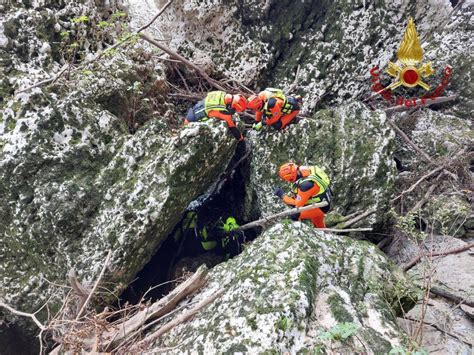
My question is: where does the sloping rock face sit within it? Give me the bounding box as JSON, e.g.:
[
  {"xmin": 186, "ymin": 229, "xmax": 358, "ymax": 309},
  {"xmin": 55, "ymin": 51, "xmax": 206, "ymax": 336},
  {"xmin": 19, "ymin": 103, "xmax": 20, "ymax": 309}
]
[
  {"xmin": 245, "ymin": 102, "xmax": 396, "ymax": 227},
  {"xmin": 399, "ymin": 298, "xmax": 474, "ymax": 355},
  {"xmin": 0, "ymin": 0, "xmax": 237, "ymax": 324},
  {"xmin": 156, "ymin": 223, "xmax": 415, "ymax": 353}
]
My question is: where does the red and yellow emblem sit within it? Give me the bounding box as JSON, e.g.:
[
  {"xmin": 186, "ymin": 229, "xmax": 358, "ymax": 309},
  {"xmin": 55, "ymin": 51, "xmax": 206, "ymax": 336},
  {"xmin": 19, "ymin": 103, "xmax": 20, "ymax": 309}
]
[{"xmin": 386, "ymin": 17, "xmax": 434, "ymax": 91}]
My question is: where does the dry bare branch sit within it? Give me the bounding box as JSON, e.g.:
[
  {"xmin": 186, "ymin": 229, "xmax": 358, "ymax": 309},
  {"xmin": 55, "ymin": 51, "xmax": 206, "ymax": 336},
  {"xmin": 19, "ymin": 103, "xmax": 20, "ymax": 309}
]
[
  {"xmin": 140, "ymin": 33, "xmax": 227, "ymax": 92},
  {"xmin": 131, "ymin": 289, "xmax": 224, "ymax": 351},
  {"xmin": 430, "ymin": 286, "xmax": 474, "ymax": 308},
  {"xmin": 387, "ymin": 119, "xmax": 435, "ymax": 165},
  {"xmin": 384, "ymin": 95, "xmax": 458, "ymax": 114},
  {"xmin": 75, "ymin": 250, "xmax": 112, "ymax": 320},
  {"xmin": 402, "ymin": 242, "xmax": 474, "ymax": 272},
  {"xmin": 101, "ymin": 265, "xmax": 208, "ymax": 350},
  {"xmin": 338, "ymin": 208, "xmax": 377, "ymax": 228},
  {"xmin": 234, "ymin": 201, "xmax": 329, "ymax": 232},
  {"xmin": 0, "ymin": 302, "xmax": 46, "ymax": 330},
  {"xmin": 392, "ymin": 166, "xmax": 444, "ymax": 202}
]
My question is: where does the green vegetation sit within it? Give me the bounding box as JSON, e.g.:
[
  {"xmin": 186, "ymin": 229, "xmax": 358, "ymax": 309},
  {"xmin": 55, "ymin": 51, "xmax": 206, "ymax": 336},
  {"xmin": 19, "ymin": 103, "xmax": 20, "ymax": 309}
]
[{"xmin": 318, "ymin": 322, "xmax": 359, "ymax": 342}]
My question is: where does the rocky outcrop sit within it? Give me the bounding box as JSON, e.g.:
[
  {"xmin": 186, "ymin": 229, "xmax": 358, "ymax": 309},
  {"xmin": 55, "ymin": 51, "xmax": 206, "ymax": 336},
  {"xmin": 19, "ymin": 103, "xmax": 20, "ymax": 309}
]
[
  {"xmin": 245, "ymin": 102, "xmax": 396, "ymax": 228},
  {"xmin": 156, "ymin": 222, "xmax": 416, "ymax": 353},
  {"xmin": 131, "ymin": 0, "xmax": 473, "ymax": 111},
  {"xmin": 0, "ymin": 0, "xmax": 238, "ymax": 326}
]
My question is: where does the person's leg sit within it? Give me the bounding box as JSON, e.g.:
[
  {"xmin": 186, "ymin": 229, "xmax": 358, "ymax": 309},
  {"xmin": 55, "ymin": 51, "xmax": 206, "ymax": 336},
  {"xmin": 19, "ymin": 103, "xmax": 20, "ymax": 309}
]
[
  {"xmin": 280, "ymin": 110, "xmax": 299, "ymax": 129},
  {"xmin": 184, "ymin": 107, "xmax": 196, "ymax": 125},
  {"xmin": 299, "ymin": 208, "xmax": 326, "ymax": 228}
]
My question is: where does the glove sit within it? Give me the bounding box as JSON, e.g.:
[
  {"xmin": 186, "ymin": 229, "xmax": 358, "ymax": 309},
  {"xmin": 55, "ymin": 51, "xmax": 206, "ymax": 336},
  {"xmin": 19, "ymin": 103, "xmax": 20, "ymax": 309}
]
[
  {"xmin": 252, "ymin": 122, "xmax": 263, "ymax": 131},
  {"xmin": 294, "ymin": 94, "xmax": 303, "ymax": 104},
  {"xmin": 273, "ymin": 186, "xmax": 285, "ymax": 198}
]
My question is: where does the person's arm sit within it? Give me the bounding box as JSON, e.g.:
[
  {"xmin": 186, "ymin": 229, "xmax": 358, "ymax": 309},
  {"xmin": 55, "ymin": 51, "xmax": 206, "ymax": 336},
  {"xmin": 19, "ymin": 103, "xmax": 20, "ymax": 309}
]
[
  {"xmin": 294, "ymin": 181, "xmax": 320, "ymax": 207},
  {"xmin": 210, "ymin": 110, "xmax": 243, "ymax": 140},
  {"xmin": 282, "ymin": 194, "xmax": 297, "ymax": 206},
  {"xmin": 255, "ymin": 111, "xmax": 263, "ymax": 122}
]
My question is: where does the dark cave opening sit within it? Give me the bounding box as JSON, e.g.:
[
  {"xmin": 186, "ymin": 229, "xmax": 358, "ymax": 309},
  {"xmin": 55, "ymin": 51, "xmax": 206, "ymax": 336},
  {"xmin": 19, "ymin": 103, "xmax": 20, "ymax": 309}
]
[{"xmin": 119, "ymin": 141, "xmax": 260, "ymax": 304}]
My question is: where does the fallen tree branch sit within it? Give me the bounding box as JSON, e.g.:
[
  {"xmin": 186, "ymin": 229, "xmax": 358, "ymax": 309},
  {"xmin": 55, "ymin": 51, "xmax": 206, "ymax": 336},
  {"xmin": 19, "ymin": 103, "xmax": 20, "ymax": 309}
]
[
  {"xmin": 429, "ymin": 286, "xmax": 474, "ymax": 308},
  {"xmin": 387, "ymin": 119, "xmax": 435, "ymax": 164},
  {"xmin": 402, "ymin": 242, "xmax": 474, "ymax": 272},
  {"xmin": 102, "ymin": 265, "xmax": 208, "ymax": 350},
  {"xmin": 234, "ymin": 201, "xmax": 329, "ymax": 232},
  {"xmin": 392, "ymin": 148, "xmax": 467, "ymax": 203},
  {"xmin": 338, "ymin": 210, "xmax": 364, "ymax": 223},
  {"xmin": 136, "ymin": 0, "xmax": 173, "ymax": 33},
  {"xmin": 131, "ymin": 289, "xmax": 224, "ymax": 351},
  {"xmin": 384, "ymin": 95, "xmax": 458, "ymax": 114},
  {"xmin": 317, "ymin": 228, "xmax": 373, "ymax": 233},
  {"xmin": 75, "ymin": 250, "xmax": 112, "ymax": 320},
  {"xmin": 409, "ymin": 171, "xmax": 445, "ymax": 212},
  {"xmin": 338, "ymin": 208, "xmax": 377, "ymax": 229},
  {"xmin": 392, "ymin": 166, "xmax": 444, "ymax": 202},
  {"xmin": 140, "ymin": 33, "xmax": 226, "ymax": 92},
  {"xmin": 0, "ymin": 302, "xmax": 46, "ymax": 330}
]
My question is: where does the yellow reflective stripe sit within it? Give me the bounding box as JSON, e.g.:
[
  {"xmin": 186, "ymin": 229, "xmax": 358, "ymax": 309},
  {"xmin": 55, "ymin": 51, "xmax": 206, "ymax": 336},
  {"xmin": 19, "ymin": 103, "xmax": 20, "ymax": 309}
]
[
  {"xmin": 308, "ymin": 174, "xmax": 328, "ymax": 192},
  {"xmin": 204, "ymin": 91, "xmax": 228, "ymax": 116},
  {"xmin": 201, "ymin": 240, "xmax": 217, "ymax": 250}
]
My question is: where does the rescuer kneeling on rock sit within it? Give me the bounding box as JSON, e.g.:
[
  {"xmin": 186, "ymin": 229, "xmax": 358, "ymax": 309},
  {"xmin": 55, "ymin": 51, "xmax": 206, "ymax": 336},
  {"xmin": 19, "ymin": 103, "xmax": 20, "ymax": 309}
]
[
  {"xmin": 247, "ymin": 88, "xmax": 302, "ymax": 131},
  {"xmin": 274, "ymin": 162, "xmax": 332, "ymax": 228},
  {"xmin": 184, "ymin": 90, "xmax": 248, "ymax": 141}
]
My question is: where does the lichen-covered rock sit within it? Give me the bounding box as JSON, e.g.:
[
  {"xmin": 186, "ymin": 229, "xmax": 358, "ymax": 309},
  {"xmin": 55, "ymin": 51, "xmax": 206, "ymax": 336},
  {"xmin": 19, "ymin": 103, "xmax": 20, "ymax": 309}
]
[
  {"xmin": 245, "ymin": 102, "xmax": 396, "ymax": 228},
  {"xmin": 156, "ymin": 222, "xmax": 415, "ymax": 353},
  {"xmin": 0, "ymin": 89, "xmax": 236, "ymax": 314},
  {"xmin": 131, "ymin": 0, "xmax": 473, "ymax": 112},
  {"xmin": 0, "ymin": 0, "xmax": 238, "ymax": 324}
]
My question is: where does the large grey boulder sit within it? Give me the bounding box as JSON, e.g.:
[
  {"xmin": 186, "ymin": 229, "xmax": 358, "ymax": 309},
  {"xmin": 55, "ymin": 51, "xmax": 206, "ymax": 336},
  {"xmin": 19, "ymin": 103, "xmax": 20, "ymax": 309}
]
[
  {"xmin": 156, "ymin": 222, "xmax": 416, "ymax": 353},
  {"xmin": 245, "ymin": 102, "xmax": 396, "ymax": 228},
  {"xmin": 0, "ymin": 83, "xmax": 236, "ymax": 315},
  {"xmin": 0, "ymin": 0, "xmax": 239, "ymax": 322}
]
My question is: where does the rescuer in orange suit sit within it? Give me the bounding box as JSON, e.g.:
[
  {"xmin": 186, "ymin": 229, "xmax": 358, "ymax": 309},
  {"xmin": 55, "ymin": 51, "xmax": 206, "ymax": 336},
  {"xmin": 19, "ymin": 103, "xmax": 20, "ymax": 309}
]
[
  {"xmin": 184, "ymin": 91, "xmax": 248, "ymax": 141},
  {"xmin": 274, "ymin": 162, "xmax": 332, "ymax": 228},
  {"xmin": 246, "ymin": 88, "xmax": 302, "ymax": 130}
]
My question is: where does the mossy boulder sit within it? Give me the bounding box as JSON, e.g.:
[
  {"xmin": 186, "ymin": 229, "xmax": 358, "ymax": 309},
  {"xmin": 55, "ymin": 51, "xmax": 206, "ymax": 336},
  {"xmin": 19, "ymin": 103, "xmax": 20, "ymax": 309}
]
[
  {"xmin": 245, "ymin": 102, "xmax": 396, "ymax": 228},
  {"xmin": 0, "ymin": 81, "xmax": 237, "ymax": 330},
  {"xmin": 156, "ymin": 223, "xmax": 416, "ymax": 353}
]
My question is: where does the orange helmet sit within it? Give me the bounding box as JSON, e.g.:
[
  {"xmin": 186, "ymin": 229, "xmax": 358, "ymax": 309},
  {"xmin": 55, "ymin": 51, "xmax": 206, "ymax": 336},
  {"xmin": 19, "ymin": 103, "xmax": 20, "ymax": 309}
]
[
  {"xmin": 247, "ymin": 95, "xmax": 264, "ymax": 111},
  {"xmin": 224, "ymin": 94, "xmax": 247, "ymax": 112},
  {"xmin": 278, "ymin": 162, "xmax": 298, "ymax": 182}
]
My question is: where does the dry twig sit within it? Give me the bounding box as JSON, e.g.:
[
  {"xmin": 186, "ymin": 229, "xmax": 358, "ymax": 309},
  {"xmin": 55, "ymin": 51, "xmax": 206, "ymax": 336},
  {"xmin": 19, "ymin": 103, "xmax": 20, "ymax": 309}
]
[
  {"xmin": 429, "ymin": 286, "xmax": 474, "ymax": 308},
  {"xmin": 0, "ymin": 302, "xmax": 46, "ymax": 330}
]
